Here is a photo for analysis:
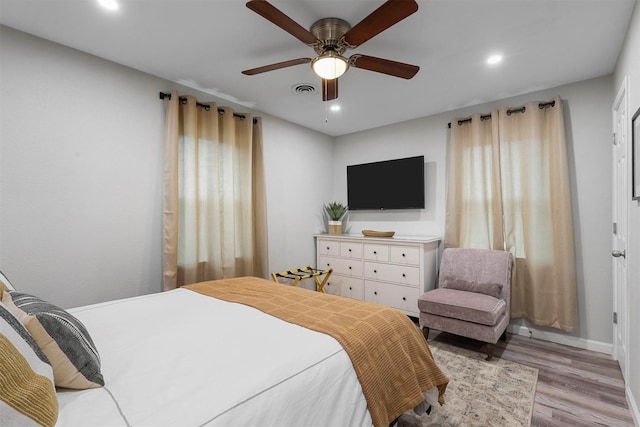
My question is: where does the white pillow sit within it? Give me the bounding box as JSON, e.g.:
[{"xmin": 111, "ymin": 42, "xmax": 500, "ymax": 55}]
[{"xmin": 0, "ymin": 269, "xmax": 15, "ymax": 291}]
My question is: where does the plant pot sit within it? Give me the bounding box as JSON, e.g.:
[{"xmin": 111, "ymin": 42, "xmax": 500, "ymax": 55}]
[{"xmin": 328, "ymin": 220, "xmax": 343, "ymax": 235}]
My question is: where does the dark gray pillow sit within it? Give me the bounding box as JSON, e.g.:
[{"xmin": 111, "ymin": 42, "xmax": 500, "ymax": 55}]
[{"xmin": 3, "ymin": 291, "xmax": 104, "ymax": 389}]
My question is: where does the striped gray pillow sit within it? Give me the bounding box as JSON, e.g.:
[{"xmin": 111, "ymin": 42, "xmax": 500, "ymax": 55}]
[{"xmin": 2, "ymin": 291, "xmax": 104, "ymax": 389}]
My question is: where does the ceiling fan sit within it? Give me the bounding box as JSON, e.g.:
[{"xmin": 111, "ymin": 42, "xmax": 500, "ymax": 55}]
[{"xmin": 242, "ymin": 0, "xmax": 420, "ymax": 101}]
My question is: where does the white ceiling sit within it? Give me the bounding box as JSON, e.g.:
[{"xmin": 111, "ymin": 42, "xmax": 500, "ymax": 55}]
[{"xmin": 0, "ymin": 0, "xmax": 636, "ymax": 136}]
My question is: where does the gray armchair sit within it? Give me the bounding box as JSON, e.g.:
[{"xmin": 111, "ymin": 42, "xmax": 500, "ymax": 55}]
[{"xmin": 418, "ymin": 247, "xmax": 513, "ymax": 360}]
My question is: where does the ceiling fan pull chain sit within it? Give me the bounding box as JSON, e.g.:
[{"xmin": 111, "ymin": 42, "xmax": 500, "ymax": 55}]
[{"xmin": 325, "ymin": 88, "xmax": 329, "ymax": 123}]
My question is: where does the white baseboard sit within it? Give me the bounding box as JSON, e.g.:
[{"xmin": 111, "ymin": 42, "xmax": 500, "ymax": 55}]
[
  {"xmin": 627, "ymin": 386, "xmax": 640, "ymax": 427},
  {"xmin": 507, "ymin": 324, "xmax": 612, "ymax": 355}
]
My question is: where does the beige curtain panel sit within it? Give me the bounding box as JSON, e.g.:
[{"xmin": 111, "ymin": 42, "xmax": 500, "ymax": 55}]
[
  {"xmin": 446, "ymin": 96, "xmax": 578, "ymax": 333},
  {"xmin": 446, "ymin": 112, "xmax": 504, "ymax": 251},
  {"xmin": 162, "ymin": 91, "xmax": 268, "ymax": 290}
]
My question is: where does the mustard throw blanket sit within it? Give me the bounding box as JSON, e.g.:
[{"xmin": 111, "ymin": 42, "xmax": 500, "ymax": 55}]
[{"xmin": 185, "ymin": 277, "xmax": 448, "ymax": 427}]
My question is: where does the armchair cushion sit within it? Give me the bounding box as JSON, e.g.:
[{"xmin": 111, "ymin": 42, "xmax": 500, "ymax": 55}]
[
  {"xmin": 441, "ymin": 278, "xmax": 502, "ymax": 299},
  {"xmin": 418, "ymin": 288, "xmax": 506, "ymax": 326}
]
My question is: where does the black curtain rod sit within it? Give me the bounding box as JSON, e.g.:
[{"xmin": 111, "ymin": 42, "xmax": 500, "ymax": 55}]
[
  {"xmin": 159, "ymin": 92, "xmax": 257, "ymax": 123},
  {"xmin": 447, "ymin": 100, "xmax": 556, "ymax": 128}
]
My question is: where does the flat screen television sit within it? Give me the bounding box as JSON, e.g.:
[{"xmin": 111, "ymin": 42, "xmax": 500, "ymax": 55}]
[{"xmin": 347, "ymin": 155, "xmax": 425, "ymax": 210}]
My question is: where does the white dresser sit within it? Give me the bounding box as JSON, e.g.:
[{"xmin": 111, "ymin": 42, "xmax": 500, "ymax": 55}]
[{"xmin": 315, "ymin": 234, "xmax": 441, "ymax": 317}]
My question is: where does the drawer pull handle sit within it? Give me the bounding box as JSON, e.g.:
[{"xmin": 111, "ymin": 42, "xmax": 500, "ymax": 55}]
[
  {"xmin": 327, "ymin": 247, "xmax": 330, "ymax": 250},
  {"xmin": 402, "ymin": 297, "xmax": 406, "ymax": 301},
  {"xmin": 349, "ymin": 266, "xmax": 352, "ymax": 270},
  {"xmin": 373, "ymin": 269, "xmax": 377, "ymax": 273},
  {"xmin": 349, "ymin": 286, "xmax": 352, "ymax": 291},
  {"xmin": 348, "ymin": 248, "xmax": 352, "ymax": 252},
  {"xmin": 374, "ymin": 291, "xmax": 378, "ymax": 295},
  {"xmin": 402, "ymin": 253, "xmax": 406, "ymax": 257},
  {"xmin": 402, "ymin": 273, "xmax": 406, "ymax": 277},
  {"xmin": 373, "ymin": 251, "xmax": 377, "ymax": 254}
]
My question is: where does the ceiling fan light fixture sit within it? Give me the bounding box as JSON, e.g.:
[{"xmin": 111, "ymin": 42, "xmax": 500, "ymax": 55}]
[{"xmin": 312, "ymin": 52, "xmax": 349, "ymax": 80}]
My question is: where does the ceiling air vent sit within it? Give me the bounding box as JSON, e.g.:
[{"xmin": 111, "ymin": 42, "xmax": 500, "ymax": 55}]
[{"xmin": 292, "ymin": 83, "xmax": 317, "ymax": 95}]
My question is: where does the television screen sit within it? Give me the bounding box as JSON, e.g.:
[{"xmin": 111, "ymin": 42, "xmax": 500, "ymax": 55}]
[{"xmin": 347, "ymin": 155, "xmax": 425, "ymax": 210}]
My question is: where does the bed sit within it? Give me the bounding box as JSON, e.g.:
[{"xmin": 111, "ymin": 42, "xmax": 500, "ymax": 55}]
[{"xmin": 1, "ymin": 275, "xmax": 449, "ymax": 427}]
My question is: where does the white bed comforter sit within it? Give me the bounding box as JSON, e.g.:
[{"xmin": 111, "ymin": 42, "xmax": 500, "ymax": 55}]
[{"xmin": 56, "ymin": 288, "xmax": 372, "ymax": 427}]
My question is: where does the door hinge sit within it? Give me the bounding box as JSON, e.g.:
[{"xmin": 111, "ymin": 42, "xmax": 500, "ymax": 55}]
[
  {"xmin": 613, "ymin": 312, "xmax": 618, "ymax": 324},
  {"xmin": 613, "ymin": 132, "xmax": 617, "ymax": 145},
  {"xmin": 613, "ymin": 222, "xmax": 617, "ymax": 234}
]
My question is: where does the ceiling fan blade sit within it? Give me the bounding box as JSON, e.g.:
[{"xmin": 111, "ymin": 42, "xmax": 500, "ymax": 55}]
[
  {"xmin": 350, "ymin": 54, "xmax": 419, "ymax": 79},
  {"xmin": 322, "ymin": 79, "xmax": 338, "ymax": 101},
  {"xmin": 246, "ymin": 0, "xmax": 319, "ymax": 46},
  {"xmin": 342, "ymin": 0, "xmax": 418, "ymax": 48},
  {"xmin": 242, "ymin": 58, "xmax": 312, "ymax": 75}
]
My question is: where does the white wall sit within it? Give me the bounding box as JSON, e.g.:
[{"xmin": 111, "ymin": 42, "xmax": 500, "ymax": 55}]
[
  {"xmin": 614, "ymin": 0, "xmax": 640, "ymax": 422},
  {"xmin": 335, "ymin": 76, "xmax": 615, "ymax": 350},
  {"xmin": 0, "ymin": 26, "xmax": 333, "ymax": 308},
  {"xmin": 0, "ymin": 26, "xmax": 165, "ymax": 307},
  {"xmin": 262, "ymin": 115, "xmax": 334, "ymax": 275}
]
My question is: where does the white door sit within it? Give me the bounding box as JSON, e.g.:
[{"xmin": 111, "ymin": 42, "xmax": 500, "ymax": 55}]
[{"xmin": 612, "ymin": 78, "xmax": 629, "ymax": 380}]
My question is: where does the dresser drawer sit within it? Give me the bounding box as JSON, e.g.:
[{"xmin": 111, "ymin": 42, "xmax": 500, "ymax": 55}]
[
  {"xmin": 318, "ymin": 240, "xmax": 340, "ymax": 257},
  {"xmin": 364, "ymin": 262, "xmax": 420, "ymax": 287},
  {"xmin": 340, "ymin": 242, "xmax": 363, "ymax": 259},
  {"xmin": 390, "ymin": 246, "xmax": 420, "ymax": 265},
  {"xmin": 319, "ymin": 256, "xmax": 363, "ymax": 277},
  {"xmin": 364, "ymin": 281, "xmax": 421, "ymax": 314},
  {"xmin": 363, "ymin": 244, "xmax": 389, "ymax": 262},
  {"xmin": 324, "ymin": 276, "xmax": 364, "ymax": 300}
]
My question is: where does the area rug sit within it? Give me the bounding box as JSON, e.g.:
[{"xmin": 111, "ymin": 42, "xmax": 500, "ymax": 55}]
[{"xmin": 399, "ymin": 340, "xmax": 538, "ymax": 427}]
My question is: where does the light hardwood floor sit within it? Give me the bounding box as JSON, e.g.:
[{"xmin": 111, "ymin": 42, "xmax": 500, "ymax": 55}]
[{"xmin": 425, "ymin": 330, "xmax": 637, "ymax": 427}]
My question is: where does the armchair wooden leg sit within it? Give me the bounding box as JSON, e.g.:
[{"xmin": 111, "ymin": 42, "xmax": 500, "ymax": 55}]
[
  {"xmin": 485, "ymin": 343, "xmax": 494, "ymax": 361},
  {"xmin": 422, "ymin": 327, "xmax": 430, "ymax": 341},
  {"xmin": 500, "ymin": 330, "xmax": 507, "ymax": 341}
]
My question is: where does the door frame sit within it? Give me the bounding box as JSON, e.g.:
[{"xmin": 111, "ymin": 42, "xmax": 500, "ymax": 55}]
[{"xmin": 612, "ymin": 76, "xmax": 630, "ymax": 381}]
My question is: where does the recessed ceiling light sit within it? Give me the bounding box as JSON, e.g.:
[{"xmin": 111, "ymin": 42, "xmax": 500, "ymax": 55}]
[
  {"xmin": 486, "ymin": 54, "xmax": 503, "ymax": 65},
  {"xmin": 330, "ymin": 104, "xmax": 341, "ymax": 112},
  {"xmin": 98, "ymin": 0, "xmax": 119, "ymax": 11}
]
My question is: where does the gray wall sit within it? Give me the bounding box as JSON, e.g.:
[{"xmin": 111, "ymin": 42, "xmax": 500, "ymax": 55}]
[
  {"xmin": 1, "ymin": 26, "xmax": 166, "ymax": 306},
  {"xmin": 0, "ymin": 25, "xmax": 334, "ymax": 308},
  {"xmin": 334, "ymin": 76, "xmax": 615, "ymax": 353}
]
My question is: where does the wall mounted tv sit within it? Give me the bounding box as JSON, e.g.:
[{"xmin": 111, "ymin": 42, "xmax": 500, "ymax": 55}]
[{"xmin": 347, "ymin": 155, "xmax": 425, "ymax": 210}]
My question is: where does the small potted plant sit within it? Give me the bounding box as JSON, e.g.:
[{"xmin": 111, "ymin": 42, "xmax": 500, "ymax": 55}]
[{"xmin": 324, "ymin": 201, "xmax": 348, "ymax": 235}]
